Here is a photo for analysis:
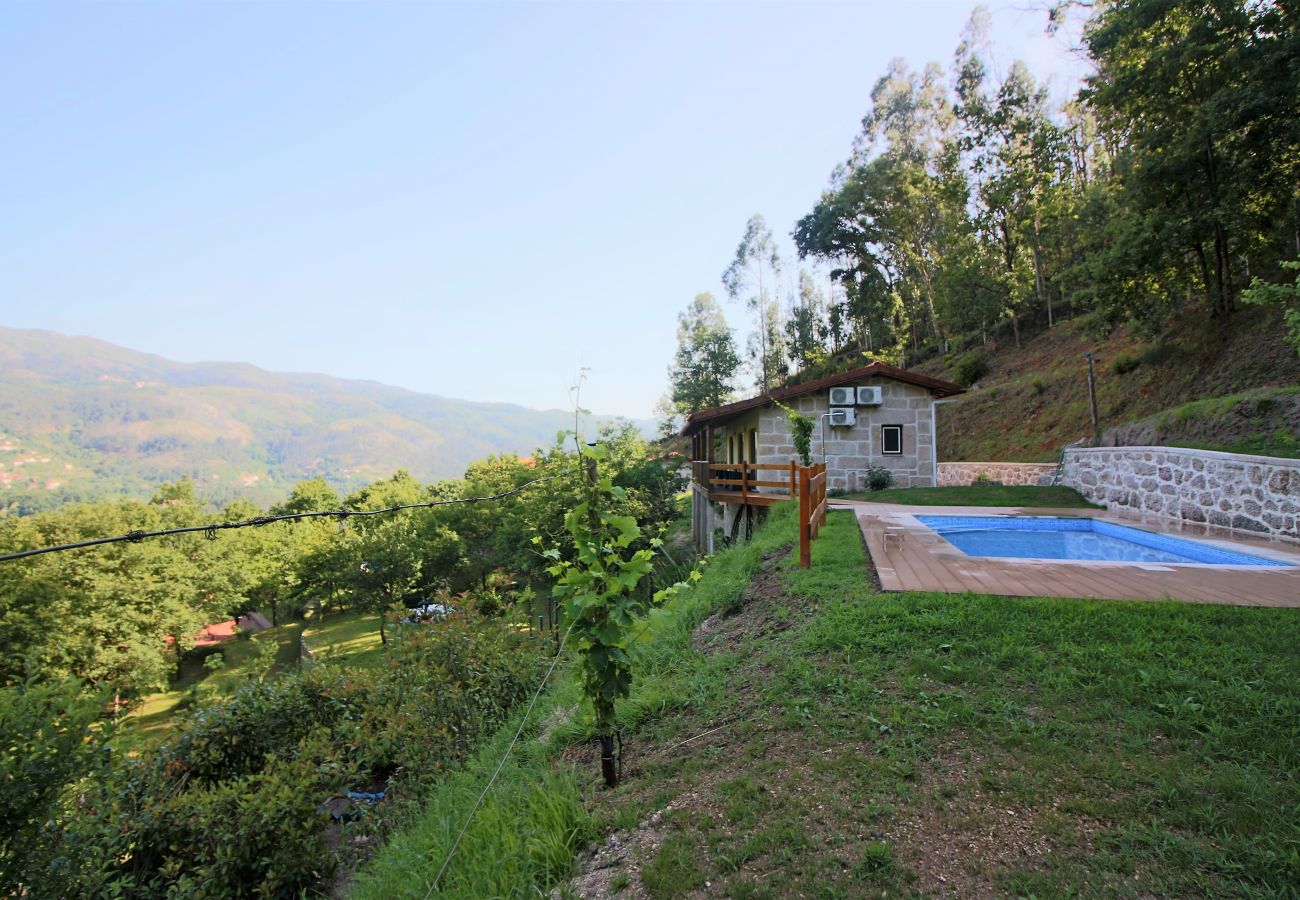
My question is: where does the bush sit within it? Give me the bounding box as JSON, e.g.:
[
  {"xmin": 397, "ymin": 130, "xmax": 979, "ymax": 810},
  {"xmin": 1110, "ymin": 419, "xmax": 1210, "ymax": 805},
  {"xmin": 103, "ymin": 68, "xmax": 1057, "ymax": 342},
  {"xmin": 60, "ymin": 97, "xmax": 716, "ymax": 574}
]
[
  {"xmin": 1111, "ymin": 353, "xmax": 1141, "ymax": 375},
  {"xmin": 950, "ymin": 350, "xmax": 991, "ymax": 387},
  {"xmin": 31, "ymin": 614, "xmax": 548, "ymax": 898},
  {"xmin": 862, "ymin": 466, "xmax": 894, "ymax": 492},
  {"xmin": 0, "ymin": 677, "xmax": 110, "ymax": 893},
  {"xmin": 1029, "ymin": 375, "xmax": 1047, "ymax": 395}
]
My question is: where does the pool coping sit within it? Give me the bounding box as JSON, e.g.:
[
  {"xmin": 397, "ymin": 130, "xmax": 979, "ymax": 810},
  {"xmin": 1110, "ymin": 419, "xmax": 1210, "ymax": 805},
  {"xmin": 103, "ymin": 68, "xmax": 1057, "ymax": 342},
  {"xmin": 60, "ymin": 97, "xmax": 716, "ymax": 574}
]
[{"xmin": 833, "ymin": 501, "xmax": 1300, "ymax": 607}]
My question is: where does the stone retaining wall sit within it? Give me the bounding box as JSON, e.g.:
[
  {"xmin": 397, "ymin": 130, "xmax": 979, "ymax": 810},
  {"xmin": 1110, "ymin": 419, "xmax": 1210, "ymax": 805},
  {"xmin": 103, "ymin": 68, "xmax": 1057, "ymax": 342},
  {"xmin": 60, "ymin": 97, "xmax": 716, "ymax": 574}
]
[
  {"xmin": 938, "ymin": 462, "xmax": 1058, "ymax": 487},
  {"xmin": 1060, "ymin": 446, "xmax": 1300, "ymax": 543}
]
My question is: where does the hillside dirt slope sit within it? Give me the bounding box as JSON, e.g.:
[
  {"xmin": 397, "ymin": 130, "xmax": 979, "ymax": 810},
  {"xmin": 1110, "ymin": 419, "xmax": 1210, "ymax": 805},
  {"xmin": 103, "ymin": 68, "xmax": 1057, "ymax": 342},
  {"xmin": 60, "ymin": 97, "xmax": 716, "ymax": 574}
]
[{"xmin": 917, "ymin": 304, "xmax": 1300, "ymax": 462}]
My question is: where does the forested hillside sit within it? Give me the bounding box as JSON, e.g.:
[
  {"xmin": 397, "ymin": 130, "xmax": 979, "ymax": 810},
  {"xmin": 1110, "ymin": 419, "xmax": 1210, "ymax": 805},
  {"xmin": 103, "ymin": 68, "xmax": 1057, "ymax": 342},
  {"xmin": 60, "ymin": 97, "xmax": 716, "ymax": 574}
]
[
  {"xmin": 663, "ymin": 1, "xmax": 1300, "ymax": 456},
  {"xmin": 0, "ymin": 328, "xmax": 648, "ymax": 513},
  {"xmin": 922, "ymin": 302, "xmax": 1300, "ymax": 461}
]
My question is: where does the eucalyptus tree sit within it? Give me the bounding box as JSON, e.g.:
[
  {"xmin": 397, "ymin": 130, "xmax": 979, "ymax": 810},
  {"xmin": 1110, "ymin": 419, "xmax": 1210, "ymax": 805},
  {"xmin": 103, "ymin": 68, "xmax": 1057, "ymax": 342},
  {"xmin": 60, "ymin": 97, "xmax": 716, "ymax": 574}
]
[
  {"xmin": 955, "ymin": 8, "xmax": 1073, "ymax": 345},
  {"xmin": 722, "ymin": 214, "xmax": 787, "ymax": 391}
]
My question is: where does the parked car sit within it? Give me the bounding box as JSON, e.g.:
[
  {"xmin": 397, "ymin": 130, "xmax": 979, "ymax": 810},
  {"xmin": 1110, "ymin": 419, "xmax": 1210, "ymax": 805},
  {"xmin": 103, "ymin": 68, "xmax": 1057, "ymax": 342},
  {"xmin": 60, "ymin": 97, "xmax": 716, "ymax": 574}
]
[{"xmin": 400, "ymin": 602, "xmax": 454, "ymax": 624}]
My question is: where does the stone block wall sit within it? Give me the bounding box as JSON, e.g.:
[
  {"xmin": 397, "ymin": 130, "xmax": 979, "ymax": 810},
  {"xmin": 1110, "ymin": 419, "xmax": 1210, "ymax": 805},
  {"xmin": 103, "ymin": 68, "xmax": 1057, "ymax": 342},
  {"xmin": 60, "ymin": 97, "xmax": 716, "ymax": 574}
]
[
  {"xmin": 938, "ymin": 462, "xmax": 1058, "ymax": 487},
  {"xmin": 745, "ymin": 377, "xmax": 937, "ymax": 493},
  {"xmin": 1060, "ymin": 446, "xmax": 1300, "ymax": 543}
]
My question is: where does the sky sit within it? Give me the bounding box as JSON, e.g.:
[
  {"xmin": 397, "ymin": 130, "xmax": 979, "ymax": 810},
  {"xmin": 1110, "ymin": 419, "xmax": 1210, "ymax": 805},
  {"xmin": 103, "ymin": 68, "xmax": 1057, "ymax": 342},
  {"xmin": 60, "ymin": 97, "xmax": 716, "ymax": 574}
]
[{"xmin": 0, "ymin": 1, "xmax": 1089, "ymax": 419}]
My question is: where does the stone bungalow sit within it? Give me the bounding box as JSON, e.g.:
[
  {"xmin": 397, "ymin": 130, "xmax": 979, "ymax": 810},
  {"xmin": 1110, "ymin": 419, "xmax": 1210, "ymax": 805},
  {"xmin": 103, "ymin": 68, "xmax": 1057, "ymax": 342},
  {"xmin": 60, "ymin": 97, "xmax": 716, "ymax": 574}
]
[{"xmin": 681, "ymin": 363, "xmax": 964, "ymax": 547}]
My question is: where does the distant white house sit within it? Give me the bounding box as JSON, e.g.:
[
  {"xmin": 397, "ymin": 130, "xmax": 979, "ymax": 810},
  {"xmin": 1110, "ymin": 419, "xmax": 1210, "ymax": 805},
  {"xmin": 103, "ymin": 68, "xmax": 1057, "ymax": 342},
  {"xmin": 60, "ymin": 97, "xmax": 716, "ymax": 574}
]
[{"xmin": 680, "ymin": 362, "xmax": 964, "ymax": 547}]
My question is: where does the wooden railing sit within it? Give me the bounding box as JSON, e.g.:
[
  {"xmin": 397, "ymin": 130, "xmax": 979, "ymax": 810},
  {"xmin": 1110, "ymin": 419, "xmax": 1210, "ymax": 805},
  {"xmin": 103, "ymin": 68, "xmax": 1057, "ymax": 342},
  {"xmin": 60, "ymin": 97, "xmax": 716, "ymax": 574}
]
[
  {"xmin": 702, "ymin": 462, "xmax": 799, "ymax": 506},
  {"xmin": 798, "ymin": 462, "xmax": 827, "ymax": 569},
  {"xmin": 693, "ymin": 459, "xmax": 829, "ymax": 567}
]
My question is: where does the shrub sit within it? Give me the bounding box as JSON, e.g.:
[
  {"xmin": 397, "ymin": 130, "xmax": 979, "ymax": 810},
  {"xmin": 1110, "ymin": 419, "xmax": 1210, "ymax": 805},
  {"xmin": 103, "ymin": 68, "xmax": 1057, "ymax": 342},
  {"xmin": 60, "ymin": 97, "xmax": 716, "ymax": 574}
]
[
  {"xmin": 33, "ymin": 614, "xmax": 548, "ymax": 897},
  {"xmin": 950, "ymin": 350, "xmax": 991, "ymax": 387},
  {"xmin": 0, "ymin": 677, "xmax": 110, "ymax": 893},
  {"xmin": 1029, "ymin": 375, "xmax": 1047, "ymax": 394},
  {"xmin": 1110, "ymin": 353, "xmax": 1141, "ymax": 375},
  {"xmin": 862, "ymin": 466, "xmax": 894, "ymax": 492}
]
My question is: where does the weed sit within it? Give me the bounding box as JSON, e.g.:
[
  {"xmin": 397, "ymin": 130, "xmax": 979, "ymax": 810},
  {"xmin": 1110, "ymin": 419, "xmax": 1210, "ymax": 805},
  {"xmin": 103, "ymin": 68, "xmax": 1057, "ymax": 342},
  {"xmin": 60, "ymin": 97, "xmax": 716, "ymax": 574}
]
[{"xmin": 641, "ymin": 832, "xmax": 706, "ymax": 898}]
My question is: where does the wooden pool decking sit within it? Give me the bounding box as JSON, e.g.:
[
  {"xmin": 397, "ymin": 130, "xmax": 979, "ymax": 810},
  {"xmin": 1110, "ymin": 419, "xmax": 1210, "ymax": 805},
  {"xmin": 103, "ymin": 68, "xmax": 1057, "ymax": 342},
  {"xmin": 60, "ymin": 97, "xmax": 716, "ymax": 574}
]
[{"xmin": 837, "ymin": 501, "xmax": 1300, "ymax": 608}]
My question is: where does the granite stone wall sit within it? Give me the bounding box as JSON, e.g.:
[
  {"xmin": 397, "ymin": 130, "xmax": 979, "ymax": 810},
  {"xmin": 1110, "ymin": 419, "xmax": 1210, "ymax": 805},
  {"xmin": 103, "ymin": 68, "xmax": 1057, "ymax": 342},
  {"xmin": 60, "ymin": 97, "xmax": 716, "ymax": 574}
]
[
  {"xmin": 938, "ymin": 462, "xmax": 1058, "ymax": 487},
  {"xmin": 1060, "ymin": 446, "xmax": 1300, "ymax": 543},
  {"xmin": 743, "ymin": 377, "xmax": 938, "ymax": 493}
]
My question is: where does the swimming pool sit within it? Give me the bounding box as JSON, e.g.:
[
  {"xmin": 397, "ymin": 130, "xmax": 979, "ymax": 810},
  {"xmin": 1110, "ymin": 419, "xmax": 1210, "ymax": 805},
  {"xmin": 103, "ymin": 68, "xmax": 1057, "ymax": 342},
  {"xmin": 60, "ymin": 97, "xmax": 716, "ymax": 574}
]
[{"xmin": 916, "ymin": 515, "xmax": 1292, "ymax": 567}]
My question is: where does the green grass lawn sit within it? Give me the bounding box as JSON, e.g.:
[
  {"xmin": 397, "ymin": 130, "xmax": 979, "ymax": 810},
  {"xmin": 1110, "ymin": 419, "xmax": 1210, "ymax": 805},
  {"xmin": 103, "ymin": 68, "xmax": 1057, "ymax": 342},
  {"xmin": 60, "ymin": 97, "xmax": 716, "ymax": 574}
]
[
  {"xmin": 843, "ymin": 483, "xmax": 1099, "ymax": 507},
  {"xmin": 302, "ymin": 608, "xmax": 389, "ymax": 669},
  {"xmin": 121, "ymin": 609, "xmax": 392, "ymax": 752},
  {"xmin": 354, "ymin": 502, "xmax": 1299, "ymax": 898},
  {"xmin": 119, "ymin": 620, "xmax": 302, "ymax": 752}
]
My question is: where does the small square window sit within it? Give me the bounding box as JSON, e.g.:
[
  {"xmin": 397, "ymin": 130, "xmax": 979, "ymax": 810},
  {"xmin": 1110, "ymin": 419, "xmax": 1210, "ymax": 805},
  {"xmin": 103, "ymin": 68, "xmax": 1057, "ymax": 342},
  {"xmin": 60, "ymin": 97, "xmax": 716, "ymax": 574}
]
[{"xmin": 881, "ymin": 425, "xmax": 903, "ymax": 455}]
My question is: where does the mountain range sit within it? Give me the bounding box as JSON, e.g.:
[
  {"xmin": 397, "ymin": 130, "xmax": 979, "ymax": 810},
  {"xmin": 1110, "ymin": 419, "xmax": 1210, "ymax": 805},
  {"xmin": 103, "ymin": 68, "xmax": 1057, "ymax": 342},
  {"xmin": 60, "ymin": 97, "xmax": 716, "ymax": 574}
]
[{"xmin": 0, "ymin": 328, "xmax": 651, "ymax": 512}]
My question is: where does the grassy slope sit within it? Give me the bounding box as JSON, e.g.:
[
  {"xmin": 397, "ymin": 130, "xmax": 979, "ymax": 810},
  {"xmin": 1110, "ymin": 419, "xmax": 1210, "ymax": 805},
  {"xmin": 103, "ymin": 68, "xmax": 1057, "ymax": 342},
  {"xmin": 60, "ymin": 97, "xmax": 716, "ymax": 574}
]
[
  {"xmin": 121, "ymin": 608, "xmax": 386, "ymax": 752},
  {"xmin": 302, "ymin": 608, "xmax": 388, "ymax": 669},
  {"xmin": 843, "ymin": 484, "xmax": 1099, "ymax": 507},
  {"xmin": 119, "ymin": 622, "xmax": 303, "ymax": 752},
  {"xmin": 920, "ymin": 304, "xmax": 1300, "ymax": 462},
  {"xmin": 350, "ymin": 503, "xmax": 1300, "ymax": 898}
]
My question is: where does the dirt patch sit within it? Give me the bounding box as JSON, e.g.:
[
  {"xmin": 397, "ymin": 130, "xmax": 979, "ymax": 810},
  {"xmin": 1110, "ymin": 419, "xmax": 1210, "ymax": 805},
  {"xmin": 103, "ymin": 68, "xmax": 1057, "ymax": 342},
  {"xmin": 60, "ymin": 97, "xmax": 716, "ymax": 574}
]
[
  {"xmin": 691, "ymin": 545, "xmax": 794, "ymax": 654},
  {"xmin": 883, "ymin": 743, "xmax": 1124, "ymax": 898},
  {"xmin": 560, "ymin": 811, "xmax": 668, "ymax": 899}
]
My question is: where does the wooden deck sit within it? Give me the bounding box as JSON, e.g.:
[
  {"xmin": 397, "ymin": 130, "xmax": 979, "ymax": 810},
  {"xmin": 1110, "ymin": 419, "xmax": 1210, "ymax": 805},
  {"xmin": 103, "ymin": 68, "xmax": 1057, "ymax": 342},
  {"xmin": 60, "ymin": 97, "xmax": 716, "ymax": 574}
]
[{"xmin": 839, "ymin": 501, "xmax": 1300, "ymax": 607}]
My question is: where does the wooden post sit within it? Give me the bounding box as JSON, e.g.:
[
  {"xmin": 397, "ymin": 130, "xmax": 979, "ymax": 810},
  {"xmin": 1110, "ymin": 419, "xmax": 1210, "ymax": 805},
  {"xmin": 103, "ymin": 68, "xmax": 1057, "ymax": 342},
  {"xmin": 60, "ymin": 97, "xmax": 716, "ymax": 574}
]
[
  {"xmin": 798, "ymin": 465, "xmax": 811, "ymax": 569},
  {"xmin": 1086, "ymin": 352, "xmax": 1100, "ymax": 446},
  {"xmin": 740, "ymin": 461, "xmax": 749, "ymax": 502},
  {"xmin": 789, "ymin": 459, "xmax": 796, "ymax": 499}
]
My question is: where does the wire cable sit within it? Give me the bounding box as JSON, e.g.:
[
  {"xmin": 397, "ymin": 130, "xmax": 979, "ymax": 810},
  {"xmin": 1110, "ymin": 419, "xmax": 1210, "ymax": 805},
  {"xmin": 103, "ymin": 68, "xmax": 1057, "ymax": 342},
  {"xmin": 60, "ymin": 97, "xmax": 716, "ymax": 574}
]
[
  {"xmin": 0, "ymin": 471, "xmax": 573, "ymax": 563},
  {"xmin": 423, "ymin": 620, "xmax": 575, "ymax": 898}
]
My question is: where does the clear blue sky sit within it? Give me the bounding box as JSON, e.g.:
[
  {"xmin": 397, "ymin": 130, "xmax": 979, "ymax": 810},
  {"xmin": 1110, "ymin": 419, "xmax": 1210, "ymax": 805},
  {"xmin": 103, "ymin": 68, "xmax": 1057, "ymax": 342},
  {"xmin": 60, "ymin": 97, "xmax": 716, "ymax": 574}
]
[{"xmin": 0, "ymin": 1, "xmax": 1085, "ymax": 419}]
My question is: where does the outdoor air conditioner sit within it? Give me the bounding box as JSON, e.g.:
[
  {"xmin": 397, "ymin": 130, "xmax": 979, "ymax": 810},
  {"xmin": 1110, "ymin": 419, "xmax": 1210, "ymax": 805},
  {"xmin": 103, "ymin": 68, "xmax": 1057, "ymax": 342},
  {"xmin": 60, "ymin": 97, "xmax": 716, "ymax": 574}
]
[
  {"xmin": 828, "ymin": 408, "xmax": 856, "ymax": 428},
  {"xmin": 856, "ymin": 386, "xmax": 883, "ymax": 406},
  {"xmin": 828, "ymin": 386, "xmax": 855, "ymax": 406}
]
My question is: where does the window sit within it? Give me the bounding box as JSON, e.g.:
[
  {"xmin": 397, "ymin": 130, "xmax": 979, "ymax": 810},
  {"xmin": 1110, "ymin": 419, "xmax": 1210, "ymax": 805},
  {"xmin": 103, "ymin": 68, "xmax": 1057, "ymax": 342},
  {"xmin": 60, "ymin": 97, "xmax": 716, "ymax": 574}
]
[
  {"xmin": 749, "ymin": 428, "xmax": 758, "ymax": 463},
  {"xmin": 881, "ymin": 425, "xmax": 903, "ymax": 455}
]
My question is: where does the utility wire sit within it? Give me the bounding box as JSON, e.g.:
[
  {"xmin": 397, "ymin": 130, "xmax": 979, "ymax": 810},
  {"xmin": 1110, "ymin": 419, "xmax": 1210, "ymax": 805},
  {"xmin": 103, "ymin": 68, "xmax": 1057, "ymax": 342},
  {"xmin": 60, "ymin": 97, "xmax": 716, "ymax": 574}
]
[
  {"xmin": 0, "ymin": 471, "xmax": 573, "ymax": 564},
  {"xmin": 424, "ymin": 620, "xmax": 575, "ymax": 899}
]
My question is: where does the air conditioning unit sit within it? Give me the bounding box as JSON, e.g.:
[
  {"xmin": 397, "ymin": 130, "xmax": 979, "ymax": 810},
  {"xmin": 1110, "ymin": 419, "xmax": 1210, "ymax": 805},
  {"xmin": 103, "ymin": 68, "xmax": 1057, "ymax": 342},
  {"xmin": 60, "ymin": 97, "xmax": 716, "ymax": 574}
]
[
  {"xmin": 828, "ymin": 386, "xmax": 855, "ymax": 406},
  {"xmin": 828, "ymin": 408, "xmax": 856, "ymax": 428},
  {"xmin": 856, "ymin": 386, "xmax": 883, "ymax": 406}
]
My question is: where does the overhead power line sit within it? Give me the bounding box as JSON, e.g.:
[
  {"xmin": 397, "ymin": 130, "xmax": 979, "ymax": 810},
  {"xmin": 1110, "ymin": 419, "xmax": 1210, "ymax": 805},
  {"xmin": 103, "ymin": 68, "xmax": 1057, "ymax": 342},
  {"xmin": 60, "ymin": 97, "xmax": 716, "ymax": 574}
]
[{"xmin": 0, "ymin": 471, "xmax": 573, "ymax": 564}]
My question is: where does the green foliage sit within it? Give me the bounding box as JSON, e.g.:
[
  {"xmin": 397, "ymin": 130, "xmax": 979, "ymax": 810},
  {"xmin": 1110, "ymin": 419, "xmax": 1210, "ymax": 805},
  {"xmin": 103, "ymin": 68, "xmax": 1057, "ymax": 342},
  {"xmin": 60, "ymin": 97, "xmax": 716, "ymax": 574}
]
[
  {"xmin": 862, "ymin": 465, "xmax": 895, "ymax": 492},
  {"xmin": 950, "ymin": 350, "xmax": 991, "ymax": 387},
  {"xmin": 1111, "ymin": 352, "xmax": 1141, "ymax": 375},
  {"xmin": 1243, "ymin": 258, "xmax": 1300, "ymax": 357},
  {"xmin": 30, "ymin": 614, "xmax": 546, "ymax": 896},
  {"xmin": 546, "ymin": 445, "xmax": 694, "ymax": 736},
  {"xmin": 669, "ymin": 293, "xmax": 741, "ymax": 415},
  {"xmin": 0, "ymin": 676, "xmax": 110, "ymax": 892}
]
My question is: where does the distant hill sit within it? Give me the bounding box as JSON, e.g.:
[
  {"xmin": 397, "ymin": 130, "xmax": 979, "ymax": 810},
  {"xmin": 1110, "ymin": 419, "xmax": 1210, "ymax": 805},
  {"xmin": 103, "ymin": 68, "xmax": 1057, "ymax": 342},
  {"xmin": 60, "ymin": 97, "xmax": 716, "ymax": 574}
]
[
  {"xmin": 0, "ymin": 328, "xmax": 650, "ymax": 512},
  {"xmin": 917, "ymin": 304, "xmax": 1300, "ymax": 463}
]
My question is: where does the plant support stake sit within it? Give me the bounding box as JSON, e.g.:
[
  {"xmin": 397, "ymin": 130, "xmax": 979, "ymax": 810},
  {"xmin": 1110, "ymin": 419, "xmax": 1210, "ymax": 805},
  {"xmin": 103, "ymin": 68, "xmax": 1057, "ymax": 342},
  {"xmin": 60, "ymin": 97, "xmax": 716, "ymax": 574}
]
[{"xmin": 1085, "ymin": 352, "xmax": 1100, "ymax": 445}]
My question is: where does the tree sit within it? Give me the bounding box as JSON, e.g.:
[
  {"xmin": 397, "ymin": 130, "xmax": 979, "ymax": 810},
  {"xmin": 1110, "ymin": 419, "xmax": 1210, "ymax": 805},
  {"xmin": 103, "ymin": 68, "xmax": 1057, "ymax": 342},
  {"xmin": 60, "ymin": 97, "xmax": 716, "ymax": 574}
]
[
  {"xmin": 667, "ymin": 293, "xmax": 740, "ymax": 414},
  {"xmin": 1083, "ymin": 0, "xmax": 1300, "ymax": 319},
  {"xmin": 723, "ymin": 214, "xmax": 787, "ymax": 391}
]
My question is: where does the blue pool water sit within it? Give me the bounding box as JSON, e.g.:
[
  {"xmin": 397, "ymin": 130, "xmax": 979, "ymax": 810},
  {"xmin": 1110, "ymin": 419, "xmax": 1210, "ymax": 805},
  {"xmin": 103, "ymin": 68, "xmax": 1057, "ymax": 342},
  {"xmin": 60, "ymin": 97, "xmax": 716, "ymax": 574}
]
[{"xmin": 916, "ymin": 516, "xmax": 1291, "ymax": 567}]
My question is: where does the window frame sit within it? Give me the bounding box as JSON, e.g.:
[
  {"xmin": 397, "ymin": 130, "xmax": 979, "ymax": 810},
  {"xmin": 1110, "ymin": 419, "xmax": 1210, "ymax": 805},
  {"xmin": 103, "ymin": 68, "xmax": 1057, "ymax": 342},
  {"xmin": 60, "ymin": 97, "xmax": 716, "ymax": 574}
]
[{"xmin": 880, "ymin": 424, "xmax": 904, "ymax": 455}]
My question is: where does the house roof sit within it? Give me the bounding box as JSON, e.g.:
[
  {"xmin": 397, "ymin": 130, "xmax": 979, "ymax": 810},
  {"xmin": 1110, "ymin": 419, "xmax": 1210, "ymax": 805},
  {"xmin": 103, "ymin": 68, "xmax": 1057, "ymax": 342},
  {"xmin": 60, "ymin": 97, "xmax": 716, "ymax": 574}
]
[{"xmin": 680, "ymin": 362, "xmax": 965, "ymax": 436}]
